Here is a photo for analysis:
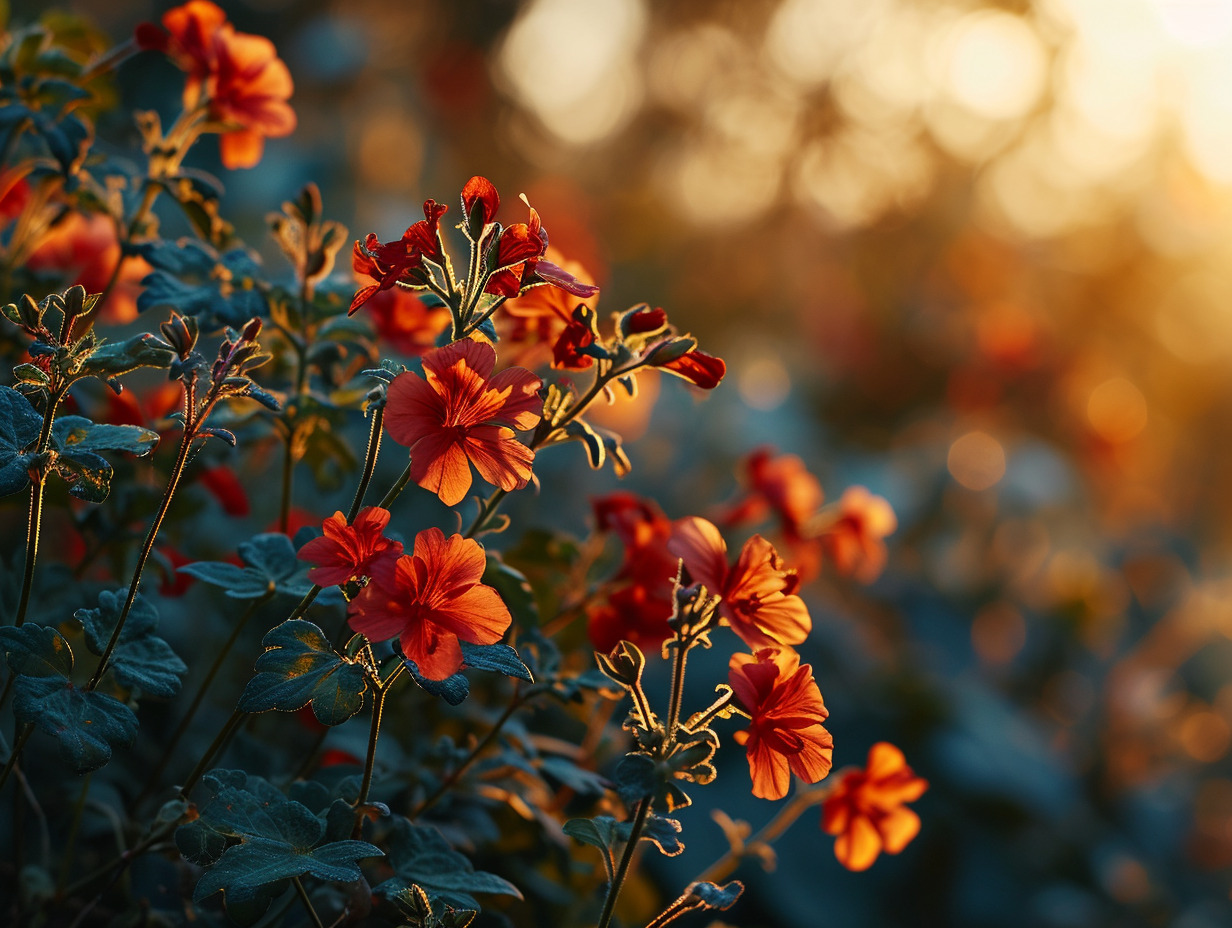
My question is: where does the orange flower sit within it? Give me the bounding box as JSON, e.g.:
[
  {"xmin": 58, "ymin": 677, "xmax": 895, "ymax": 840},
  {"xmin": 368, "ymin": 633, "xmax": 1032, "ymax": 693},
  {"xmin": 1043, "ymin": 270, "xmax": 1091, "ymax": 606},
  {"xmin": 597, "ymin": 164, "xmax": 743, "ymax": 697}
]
[
  {"xmin": 348, "ymin": 528, "xmax": 511, "ymax": 680},
  {"xmin": 498, "ymin": 248, "xmax": 598, "ymax": 369},
  {"xmin": 349, "ymin": 200, "xmax": 449, "ymax": 313},
  {"xmin": 669, "ymin": 517, "xmax": 810, "ymax": 650},
  {"xmin": 25, "ymin": 212, "xmax": 152, "ymax": 325},
  {"xmin": 729, "ymin": 648, "xmax": 833, "ymax": 800},
  {"xmin": 135, "ymin": 0, "xmax": 225, "ymax": 84},
  {"xmin": 206, "ymin": 28, "xmax": 296, "ymax": 169},
  {"xmin": 384, "ymin": 339, "xmax": 542, "ymax": 506},
  {"xmin": 725, "ymin": 447, "xmax": 824, "ymax": 535},
  {"xmin": 136, "ymin": 0, "xmax": 295, "ymax": 169},
  {"xmin": 359, "ymin": 280, "xmax": 450, "ymax": 357},
  {"xmin": 297, "ymin": 507, "xmax": 404, "ymax": 587},
  {"xmin": 816, "ymin": 486, "xmax": 897, "ymax": 584},
  {"xmin": 821, "ymin": 742, "xmax": 928, "ymax": 871}
]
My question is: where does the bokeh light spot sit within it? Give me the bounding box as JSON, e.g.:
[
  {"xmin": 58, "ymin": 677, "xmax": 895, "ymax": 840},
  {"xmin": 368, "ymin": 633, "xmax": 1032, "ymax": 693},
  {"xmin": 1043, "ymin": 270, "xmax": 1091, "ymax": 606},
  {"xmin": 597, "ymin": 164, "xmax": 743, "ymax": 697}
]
[
  {"xmin": 1086, "ymin": 377, "xmax": 1148, "ymax": 443},
  {"xmin": 948, "ymin": 430, "xmax": 1007, "ymax": 490}
]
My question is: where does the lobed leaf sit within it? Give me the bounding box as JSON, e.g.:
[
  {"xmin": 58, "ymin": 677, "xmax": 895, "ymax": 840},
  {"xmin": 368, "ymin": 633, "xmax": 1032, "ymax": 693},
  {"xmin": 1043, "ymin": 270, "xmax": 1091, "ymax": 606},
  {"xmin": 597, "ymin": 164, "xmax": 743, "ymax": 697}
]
[{"xmin": 238, "ymin": 620, "xmax": 369, "ymax": 726}]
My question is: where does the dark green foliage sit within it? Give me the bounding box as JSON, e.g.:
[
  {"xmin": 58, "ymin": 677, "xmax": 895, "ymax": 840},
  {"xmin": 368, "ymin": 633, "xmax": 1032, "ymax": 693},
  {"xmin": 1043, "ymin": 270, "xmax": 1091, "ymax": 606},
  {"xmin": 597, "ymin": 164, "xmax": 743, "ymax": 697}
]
[
  {"xmin": 0, "ymin": 385, "xmax": 45, "ymax": 497},
  {"xmin": 179, "ymin": 532, "xmax": 313, "ymax": 598},
  {"xmin": 374, "ymin": 818, "xmax": 521, "ymax": 911},
  {"xmin": 179, "ymin": 769, "xmax": 382, "ymax": 925},
  {"xmin": 238, "ymin": 619, "xmax": 369, "ymax": 726},
  {"xmin": 50, "ymin": 416, "xmax": 160, "ymax": 502},
  {"xmin": 74, "ymin": 590, "xmax": 187, "ymax": 697},
  {"xmin": 0, "ymin": 625, "xmax": 138, "ymax": 773},
  {"xmin": 138, "ymin": 239, "xmax": 268, "ymax": 330}
]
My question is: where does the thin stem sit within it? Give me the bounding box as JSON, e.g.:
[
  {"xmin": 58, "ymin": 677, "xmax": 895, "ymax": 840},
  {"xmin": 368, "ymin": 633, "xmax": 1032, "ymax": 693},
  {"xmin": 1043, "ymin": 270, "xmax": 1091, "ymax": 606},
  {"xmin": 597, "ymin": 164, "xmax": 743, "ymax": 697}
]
[
  {"xmin": 694, "ymin": 786, "xmax": 827, "ymax": 885},
  {"xmin": 57, "ymin": 774, "xmax": 91, "ymax": 893},
  {"xmin": 138, "ymin": 593, "xmax": 273, "ymax": 801},
  {"xmin": 410, "ymin": 684, "xmax": 531, "ymax": 820},
  {"xmin": 346, "ymin": 405, "xmax": 385, "ymax": 520},
  {"xmin": 0, "ymin": 723, "xmax": 34, "ymax": 791},
  {"xmin": 178, "ymin": 708, "xmax": 245, "ymax": 799},
  {"xmin": 596, "ymin": 796, "xmax": 652, "ymax": 928},
  {"xmin": 86, "ymin": 420, "xmax": 195, "ymax": 691},
  {"xmin": 464, "ymin": 488, "xmax": 507, "ymax": 539},
  {"xmin": 287, "ymin": 584, "xmax": 323, "ymax": 622},
  {"xmin": 375, "ymin": 461, "xmax": 413, "ymax": 511},
  {"xmin": 293, "ymin": 876, "xmax": 325, "ymax": 928},
  {"xmin": 666, "ymin": 631, "xmax": 693, "ymax": 740},
  {"xmin": 14, "ymin": 387, "xmax": 67, "ymax": 628},
  {"xmin": 354, "ymin": 663, "xmax": 405, "ymax": 814}
]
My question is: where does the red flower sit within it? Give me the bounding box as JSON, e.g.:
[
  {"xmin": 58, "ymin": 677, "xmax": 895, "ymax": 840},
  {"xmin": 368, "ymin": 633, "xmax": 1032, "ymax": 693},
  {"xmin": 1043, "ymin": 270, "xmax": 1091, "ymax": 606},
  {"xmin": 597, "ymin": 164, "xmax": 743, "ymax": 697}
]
[
  {"xmin": 350, "ymin": 200, "xmax": 448, "ymax": 314},
  {"xmin": 822, "ymin": 742, "xmax": 928, "ymax": 871},
  {"xmin": 384, "ymin": 339, "xmax": 542, "ymax": 506},
  {"xmin": 729, "ymin": 648, "xmax": 833, "ymax": 800},
  {"xmin": 362, "ymin": 287, "xmax": 451, "ymax": 357},
  {"xmin": 669, "ymin": 517, "xmax": 810, "ymax": 650},
  {"xmin": 656, "ymin": 349, "xmax": 726, "ymax": 390},
  {"xmin": 158, "ymin": 547, "xmax": 197, "ymax": 598},
  {"xmin": 348, "ymin": 528, "xmax": 511, "ymax": 679},
  {"xmin": 725, "ymin": 447, "xmax": 824, "ymax": 533},
  {"xmin": 816, "ymin": 487, "xmax": 897, "ymax": 584},
  {"xmin": 498, "ymin": 248, "xmax": 598, "ymax": 369},
  {"xmin": 198, "ymin": 465, "xmax": 249, "ymax": 517},
  {"xmin": 297, "ymin": 507, "xmax": 404, "ymax": 587},
  {"xmin": 461, "ymin": 175, "xmax": 500, "ymax": 227},
  {"xmin": 586, "ymin": 493, "xmax": 679, "ymax": 652},
  {"xmin": 552, "ymin": 307, "xmax": 599, "ymax": 371},
  {"xmin": 25, "ymin": 212, "xmax": 153, "ymax": 325}
]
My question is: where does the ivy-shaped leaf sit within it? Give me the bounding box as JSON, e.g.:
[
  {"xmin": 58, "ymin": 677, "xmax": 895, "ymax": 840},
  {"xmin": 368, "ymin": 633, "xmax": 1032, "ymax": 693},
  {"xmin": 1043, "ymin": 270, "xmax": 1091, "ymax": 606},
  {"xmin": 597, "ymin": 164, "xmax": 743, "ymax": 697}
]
[
  {"xmin": 178, "ymin": 532, "xmax": 313, "ymax": 599},
  {"xmin": 182, "ymin": 770, "xmax": 380, "ymax": 925},
  {"xmin": 0, "ymin": 625, "xmax": 138, "ymax": 773},
  {"xmin": 238, "ymin": 620, "xmax": 369, "ymax": 726},
  {"xmin": 74, "ymin": 590, "xmax": 187, "ymax": 697},
  {"xmin": 0, "ymin": 385, "xmax": 45, "ymax": 497},
  {"xmin": 375, "ymin": 818, "xmax": 522, "ymax": 912}
]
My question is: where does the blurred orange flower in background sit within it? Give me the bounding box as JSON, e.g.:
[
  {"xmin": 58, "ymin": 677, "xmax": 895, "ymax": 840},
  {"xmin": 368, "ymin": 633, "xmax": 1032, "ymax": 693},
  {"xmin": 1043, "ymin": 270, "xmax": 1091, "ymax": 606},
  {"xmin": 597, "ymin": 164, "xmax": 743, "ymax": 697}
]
[
  {"xmin": 822, "ymin": 742, "xmax": 928, "ymax": 872},
  {"xmin": 25, "ymin": 213, "xmax": 151, "ymax": 324},
  {"xmin": 814, "ymin": 487, "xmax": 897, "ymax": 585}
]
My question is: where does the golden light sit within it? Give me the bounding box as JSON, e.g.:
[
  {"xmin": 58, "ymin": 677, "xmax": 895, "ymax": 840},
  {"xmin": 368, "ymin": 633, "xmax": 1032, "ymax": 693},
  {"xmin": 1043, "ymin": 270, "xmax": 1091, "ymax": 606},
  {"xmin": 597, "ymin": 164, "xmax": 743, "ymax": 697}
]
[
  {"xmin": 948, "ymin": 430, "xmax": 1007, "ymax": 491},
  {"xmin": 936, "ymin": 11, "xmax": 1048, "ymax": 122},
  {"xmin": 1086, "ymin": 377, "xmax": 1149, "ymax": 443},
  {"xmin": 496, "ymin": 0, "xmax": 646, "ymax": 145},
  {"xmin": 763, "ymin": 0, "xmax": 885, "ymax": 87},
  {"xmin": 737, "ymin": 354, "xmax": 792, "ymax": 410}
]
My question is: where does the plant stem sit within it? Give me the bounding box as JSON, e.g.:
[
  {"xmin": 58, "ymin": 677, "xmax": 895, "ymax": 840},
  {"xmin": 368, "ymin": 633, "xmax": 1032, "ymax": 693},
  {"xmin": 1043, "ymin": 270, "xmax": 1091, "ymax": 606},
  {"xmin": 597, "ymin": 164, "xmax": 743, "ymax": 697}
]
[
  {"xmin": 410, "ymin": 684, "xmax": 532, "ymax": 820},
  {"xmin": 0, "ymin": 723, "xmax": 34, "ymax": 791},
  {"xmin": 596, "ymin": 796, "xmax": 652, "ymax": 928},
  {"xmin": 138, "ymin": 593, "xmax": 273, "ymax": 802},
  {"xmin": 375, "ymin": 461, "xmax": 413, "ymax": 510},
  {"xmin": 464, "ymin": 488, "xmax": 507, "ymax": 538},
  {"xmin": 666, "ymin": 631, "xmax": 692, "ymax": 740},
  {"xmin": 293, "ymin": 876, "xmax": 325, "ymax": 928},
  {"xmin": 86, "ymin": 420, "xmax": 195, "ymax": 691},
  {"xmin": 347, "ymin": 405, "xmax": 385, "ymax": 520},
  {"xmin": 14, "ymin": 388, "xmax": 67, "ymax": 628},
  {"xmin": 694, "ymin": 786, "xmax": 827, "ymax": 885},
  {"xmin": 178, "ymin": 708, "xmax": 245, "ymax": 799},
  {"xmin": 56, "ymin": 774, "xmax": 91, "ymax": 893},
  {"xmin": 354, "ymin": 663, "xmax": 404, "ymax": 814}
]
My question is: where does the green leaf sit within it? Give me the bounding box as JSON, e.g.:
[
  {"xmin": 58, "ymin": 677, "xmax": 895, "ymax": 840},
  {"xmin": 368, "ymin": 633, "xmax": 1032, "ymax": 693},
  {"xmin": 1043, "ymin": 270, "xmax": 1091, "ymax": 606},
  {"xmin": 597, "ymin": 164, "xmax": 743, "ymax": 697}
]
[
  {"xmin": 74, "ymin": 590, "xmax": 186, "ymax": 697},
  {"xmin": 52, "ymin": 416, "xmax": 159, "ymax": 456},
  {"xmin": 481, "ymin": 556, "xmax": 540, "ymax": 628},
  {"xmin": 375, "ymin": 818, "xmax": 522, "ymax": 912},
  {"xmin": 404, "ymin": 658, "xmax": 469, "ymax": 706},
  {"xmin": 459, "ymin": 642, "xmax": 533, "ymax": 682},
  {"xmin": 238, "ymin": 620, "xmax": 369, "ymax": 726},
  {"xmin": 78, "ymin": 333, "xmax": 176, "ymax": 377},
  {"xmin": 0, "ymin": 385, "xmax": 43, "ymax": 497},
  {"xmin": 0, "ymin": 624, "xmax": 73, "ymax": 677},
  {"xmin": 12, "ymin": 674, "xmax": 138, "ymax": 774},
  {"xmin": 177, "ymin": 561, "xmax": 272, "ymax": 598},
  {"xmin": 178, "ymin": 533, "xmax": 313, "ymax": 598},
  {"xmin": 52, "ymin": 448, "xmax": 111, "ymax": 502},
  {"xmin": 193, "ymin": 836, "xmax": 382, "ymax": 904},
  {"xmin": 564, "ymin": 812, "xmax": 683, "ymax": 861},
  {"xmin": 613, "ymin": 752, "xmax": 657, "ymax": 805}
]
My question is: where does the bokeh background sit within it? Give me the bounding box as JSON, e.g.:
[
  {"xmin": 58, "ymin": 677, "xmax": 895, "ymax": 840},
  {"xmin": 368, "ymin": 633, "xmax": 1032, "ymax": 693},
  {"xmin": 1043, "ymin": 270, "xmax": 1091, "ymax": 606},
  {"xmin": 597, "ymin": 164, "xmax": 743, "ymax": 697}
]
[{"xmin": 12, "ymin": 0, "xmax": 1232, "ymax": 925}]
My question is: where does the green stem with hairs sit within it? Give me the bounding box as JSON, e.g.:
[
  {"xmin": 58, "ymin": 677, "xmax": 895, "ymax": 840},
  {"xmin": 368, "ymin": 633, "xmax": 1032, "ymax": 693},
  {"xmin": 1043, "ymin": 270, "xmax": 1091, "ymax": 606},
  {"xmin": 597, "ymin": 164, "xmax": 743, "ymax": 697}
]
[{"xmin": 596, "ymin": 796, "xmax": 652, "ymax": 928}]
